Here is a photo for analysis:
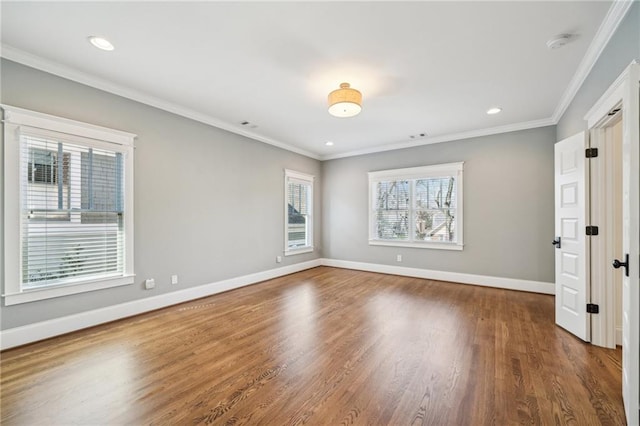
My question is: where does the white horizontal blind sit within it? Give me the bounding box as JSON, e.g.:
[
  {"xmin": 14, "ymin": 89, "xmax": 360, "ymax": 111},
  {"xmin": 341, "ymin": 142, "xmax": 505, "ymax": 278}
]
[
  {"xmin": 21, "ymin": 134, "xmax": 124, "ymax": 289},
  {"xmin": 373, "ymin": 180, "xmax": 410, "ymax": 240},
  {"xmin": 287, "ymin": 178, "xmax": 311, "ymax": 249},
  {"xmin": 369, "ymin": 163, "xmax": 463, "ymax": 248},
  {"xmin": 414, "ymin": 176, "xmax": 457, "ymax": 242}
]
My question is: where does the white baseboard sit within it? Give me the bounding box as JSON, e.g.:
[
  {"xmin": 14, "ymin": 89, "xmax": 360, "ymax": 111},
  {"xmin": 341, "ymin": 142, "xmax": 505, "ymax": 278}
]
[
  {"xmin": 1, "ymin": 258, "xmax": 554, "ymax": 350},
  {"xmin": 0, "ymin": 259, "xmax": 322, "ymax": 350},
  {"xmin": 616, "ymin": 326, "xmax": 622, "ymax": 346},
  {"xmin": 321, "ymin": 259, "xmax": 555, "ymax": 295}
]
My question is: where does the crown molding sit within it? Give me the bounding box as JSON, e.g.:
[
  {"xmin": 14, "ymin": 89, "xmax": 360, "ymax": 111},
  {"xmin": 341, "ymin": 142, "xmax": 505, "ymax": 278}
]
[
  {"xmin": 320, "ymin": 117, "xmax": 556, "ymax": 160},
  {"xmin": 0, "ymin": 44, "xmax": 320, "ymax": 160},
  {"xmin": 551, "ymin": 0, "xmax": 635, "ymax": 123},
  {"xmin": 1, "ymin": 0, "xmax": 631, "ymax": 163}
]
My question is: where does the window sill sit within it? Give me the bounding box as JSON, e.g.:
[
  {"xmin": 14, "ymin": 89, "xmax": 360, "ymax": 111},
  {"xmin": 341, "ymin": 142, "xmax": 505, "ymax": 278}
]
[
  {"xmin": 284, "ymin": 247, "xmax": 314, "ymax": 256},
  {"xmin": 369, "ymin": 240, "xmax": 464, "ymax": 251},
  {"xmin": 3, "ymin": 274, "xmax": 135, "ymax": 306}
]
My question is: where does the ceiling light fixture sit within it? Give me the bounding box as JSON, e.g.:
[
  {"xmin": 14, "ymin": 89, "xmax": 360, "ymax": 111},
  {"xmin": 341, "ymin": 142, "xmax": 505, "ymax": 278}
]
[
  {"xmin": 88, "ymin": 36, "xmax": 114, "ymax": 51},
  {"xmin": 328, "ymin": 82, "xmax": 362, "ymax": 118},
  {"xmin": 325, "ymin": 141, "xmax": 334, "ymax": 146},
  {"xmin": 486, "ymin": 107, "xmax": 502, "ymax": 115}
]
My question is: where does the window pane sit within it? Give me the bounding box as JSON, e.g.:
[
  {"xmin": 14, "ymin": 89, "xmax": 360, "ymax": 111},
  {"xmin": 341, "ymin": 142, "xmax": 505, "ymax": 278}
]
[
  {"xmin": 374, "ymin": 180, "xmax": 409, "ymax": 210},
  {"xmin": 376, "ymin": 209, "xmax": 409, "ymax": 240},
  {"xmin": 287, "ymin": 181, "xmax": 310, "ymax": 248},
  {"xmin": 415, "ymin": 177, "xmax": 456, "ymax": 242},
  {"xmin": 415, "ymin": 177, "xmax": 457, "ymax": 210},
  {"xmin": 21, "ymin": 135, "xmax": 125, "ymax": 288},
  {"xmin": 373, "ymin": 180, "xmax": 409, "ymax": 240}
]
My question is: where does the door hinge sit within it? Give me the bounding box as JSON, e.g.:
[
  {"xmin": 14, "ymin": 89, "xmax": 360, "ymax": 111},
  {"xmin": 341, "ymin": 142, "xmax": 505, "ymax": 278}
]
[
  {"xmin": 586, "ymin": 226, "xmax": 599, "ymax": 235},
  {"xmin": 586, "ymin": 303, "xmax": 599, "ymax": 314},
  {"xmin": 585, "ymin": 148, "xmax": 599, "ymax": 158}
]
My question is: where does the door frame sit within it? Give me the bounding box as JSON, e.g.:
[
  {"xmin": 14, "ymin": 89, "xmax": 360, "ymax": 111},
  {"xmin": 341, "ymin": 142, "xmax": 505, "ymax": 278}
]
[
  {"xmin": 588, "ymin": 108, "xmax": 622, "ymax": 349},
  {"xmin": 584, "ymin": 60, "xmax": 639, "ymax": 425}
]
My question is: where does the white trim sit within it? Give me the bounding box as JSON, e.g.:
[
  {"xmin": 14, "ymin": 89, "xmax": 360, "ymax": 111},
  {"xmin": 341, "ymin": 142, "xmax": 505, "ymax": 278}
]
[
  {"xmin": 368, "ymin": 240, "xmax": 463, "ymax": 251},
  {"xmin": 584, "ymin": 60, "xmax": 638, "ymax": 128},
  {"xmin": 322, "ymin": 259, "xmax": 555, "ymax": 295},
  {"xmin": 284, "ymin": 169, "xmax": 315, "ymax": 182},
  {"xmin": 582, "ymin": 61, "xmax": 639, "ymax": 425},
  {"xmin": 1, "ymin": 104, "xmax": 136, "ymax": 146},
  {"xmin": 284, "ymin": 247, "xmax": 314, "ymax": 256},
  {"xmin": 3, "ymin": 105, "xmax": 136, "ymax": 306},
  {"xmin": 1, "ymin": 44, "xmax": 320, "ymax": 160},
  {"xmin": 552, "ymin": 1, "xmax": 636, "ymax": 123},
  {"xmin": 368, "ymin": 162, "xmax": 464, "ymax": 180},
  {"xmin": 617, "ymin": 326, "xmax": 623, "ymax": 346},
  {"xmin": 0, "ymin": 0, "xmax": 630, "ymax": 162},
  {"xmin": 284, "ymin": 169, "xmax": 314, "ymax": 254},
  {"xmin": 3, "ymin": 275, "xmax": 135, "ymax": 306},
  {"xmin": 321, "ymin": 118, "xmax": 555, "ymax": 160},
  {"xmin": 0, "ymin": 259, "xmax": 558, "ymax": 350},
  {"xmin": 368, "ymin": 162, "xmax": 464, "ymax": 249},
  {"xmin": 0, "ymin": 259, "xmax": 323, "ymax": 350}
]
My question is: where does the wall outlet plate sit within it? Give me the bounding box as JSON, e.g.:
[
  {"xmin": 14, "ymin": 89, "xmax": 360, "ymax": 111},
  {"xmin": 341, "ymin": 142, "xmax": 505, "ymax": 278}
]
[
  {"xmin": 171, "ymin": 275, "xmax": 178, "ymax": 285},
  {"xmin": 396, "ymin": 254, "xmax": 402, "ymax": 262},
  {"xmin": 276, "ymin": 256, "xmax": 282, "ymax": 263},
  {"xmin": 145, "ymin": 278, "xmax": 155, "ymax": 290}
]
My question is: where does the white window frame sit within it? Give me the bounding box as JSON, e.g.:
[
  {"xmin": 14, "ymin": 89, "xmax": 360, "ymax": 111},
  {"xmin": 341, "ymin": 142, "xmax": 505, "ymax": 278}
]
[
  {"xmin": 368, "ymin": 162, "xmax": 464, "ymax": 250},
  {"xmin": 284, "ymin": 169, "xmax": 314, "ymax": 256},
  {"xmin": 2, "ymin": 105, "xmax": 136, "ymax": 305}
]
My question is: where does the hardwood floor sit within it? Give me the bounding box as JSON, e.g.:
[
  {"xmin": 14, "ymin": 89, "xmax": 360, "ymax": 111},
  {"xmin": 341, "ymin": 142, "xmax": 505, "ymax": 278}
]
[{"xmin": 0, "ymin": 267, "xmax": 625, "ymax": 425}]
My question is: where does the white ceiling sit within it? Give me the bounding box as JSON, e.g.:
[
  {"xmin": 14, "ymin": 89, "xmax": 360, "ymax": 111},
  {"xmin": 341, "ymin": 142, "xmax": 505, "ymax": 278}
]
[{"xmin": 0, "ymin": 1, "xmax": 624, "ymax": 160}]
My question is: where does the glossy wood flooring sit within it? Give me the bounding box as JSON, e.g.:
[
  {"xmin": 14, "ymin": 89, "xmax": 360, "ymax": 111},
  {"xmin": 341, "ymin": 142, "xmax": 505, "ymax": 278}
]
[{"xmin": 1, "ymin": 267, "xmax": 625, "ymax": 425}]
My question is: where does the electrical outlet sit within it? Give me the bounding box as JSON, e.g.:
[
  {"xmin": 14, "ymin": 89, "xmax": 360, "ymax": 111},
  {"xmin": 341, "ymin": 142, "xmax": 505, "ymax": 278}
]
[
  {"xmin": 396, "ymin": 254, "xmax": 402, "ymax": 262},
  {"xmin": 144, "ymin": 278, "xmax": 155, "ymax": 290},
  {"xmin": 276, "ymin": 256, "xmax": 282, "ymax": 263},
  {"xmin": 171, "ymin": 275, "xmax": 178, "ymax": 285}
]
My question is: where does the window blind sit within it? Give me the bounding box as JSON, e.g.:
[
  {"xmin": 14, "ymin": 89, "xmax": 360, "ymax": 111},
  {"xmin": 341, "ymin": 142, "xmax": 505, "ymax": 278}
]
[
  {"xmin": 21, "ymin": 134, "xmax": 124, "ymax": 288},
  {"xmin": 287, "ymin": 179, "xmax": 310, "ymax": 248},
  {"xmin": 374, "ymin": 180, "xmax": 410, "ymax": 240},
  {"xmin": 369, "ymin": 163, "xmax": 463, "ymax": 249}
]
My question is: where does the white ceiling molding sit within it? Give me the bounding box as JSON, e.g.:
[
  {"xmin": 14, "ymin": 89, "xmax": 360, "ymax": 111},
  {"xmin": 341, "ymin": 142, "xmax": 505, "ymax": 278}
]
[
  {"xmin": 320, "ymin": 117, "xmax": 556, "ymax": 161},
  {"xmin": 0, "ymin": 44, "xmax": 320, "ymax": 160},
  {"xmin": 551, "ymin": 0, "xmax": 635, "ymax": 123},
  {"xmin": 0, "ymin": 0, "xmax": 630, "ymax": 162}
]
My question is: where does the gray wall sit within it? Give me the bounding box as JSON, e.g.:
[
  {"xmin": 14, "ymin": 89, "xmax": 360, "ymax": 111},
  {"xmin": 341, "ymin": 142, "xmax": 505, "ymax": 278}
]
[
  {"xmin": 557, "ymin": 2, "xmax": 640, "ymax": 139},
  {"xmin": 322, "ymin": 126, "xmax": 557, "ymax": 283},
  {"xmin": 1, "ymin": 59, "xmax": 322, "ymax": 329}
]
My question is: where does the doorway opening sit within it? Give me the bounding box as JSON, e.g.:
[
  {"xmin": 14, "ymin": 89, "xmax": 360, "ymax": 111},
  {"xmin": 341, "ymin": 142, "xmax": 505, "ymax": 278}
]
[{"xmin": 589, "ymin": 107, "xmax": 623, "ymax": 349}]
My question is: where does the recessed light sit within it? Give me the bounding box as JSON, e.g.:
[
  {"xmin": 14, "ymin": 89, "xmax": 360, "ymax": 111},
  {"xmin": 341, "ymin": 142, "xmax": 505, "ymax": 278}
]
[
  {"xmin": 487, "ymin": 107, "xmax": 502, "ymax": 115},
  {"xmin": 325, "ymin": 141, "xmax": 334, "ymax": 146},
  {"xmin": 88, "ymin": 36, "xmax": 114, "ymax": 51}
]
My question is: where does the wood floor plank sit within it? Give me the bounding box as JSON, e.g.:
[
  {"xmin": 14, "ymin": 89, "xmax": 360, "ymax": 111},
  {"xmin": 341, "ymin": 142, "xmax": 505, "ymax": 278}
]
[{"xmin": 0, "ymin": 266, "xmax": 626, "ymax": 425}]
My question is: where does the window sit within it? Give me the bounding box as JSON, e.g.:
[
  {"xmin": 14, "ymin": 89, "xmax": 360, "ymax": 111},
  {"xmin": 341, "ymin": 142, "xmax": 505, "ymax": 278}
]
[
  {"xmin": 284, "ymin": 169, "xmax": 314, "ymax": 255},
  {"xmin": 368, "ymin": 163, "xmax": 464, "ymax": 250},
  {"xmin": 3, "ymin": 105, "xmax": 135, "ymax": 305}
]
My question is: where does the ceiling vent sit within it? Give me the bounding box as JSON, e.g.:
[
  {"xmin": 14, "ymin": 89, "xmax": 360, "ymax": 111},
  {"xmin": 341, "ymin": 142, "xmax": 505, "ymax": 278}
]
[
  {"xmin": 409, "ymin": 133, "xmax": 427, "ymax": 139},
  {"xmin": 240, "ymin": 121, "xmax": 258, "ymax": 129}
]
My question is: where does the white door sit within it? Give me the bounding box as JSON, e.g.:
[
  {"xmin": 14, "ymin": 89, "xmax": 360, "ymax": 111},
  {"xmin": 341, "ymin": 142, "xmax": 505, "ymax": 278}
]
[{"xmin": 554, "ymin": 132, "xmax": 589, "ymax": 341}]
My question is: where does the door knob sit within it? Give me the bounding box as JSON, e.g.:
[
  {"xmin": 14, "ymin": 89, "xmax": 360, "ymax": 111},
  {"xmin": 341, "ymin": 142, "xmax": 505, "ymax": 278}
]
[
  {"xmin": 552, "ymin": 237, "xmax": 561, "ymax": 249},
  {"xmin": 612, "ymin": 253, "xmax": 629, "ymax": 277}
]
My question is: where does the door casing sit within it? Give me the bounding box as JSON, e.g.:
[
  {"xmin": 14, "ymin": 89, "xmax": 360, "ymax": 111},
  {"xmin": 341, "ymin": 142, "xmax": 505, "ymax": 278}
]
[{"xmin": 584, "ymin": 60, "xmax": 639, "ymax": 426}]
